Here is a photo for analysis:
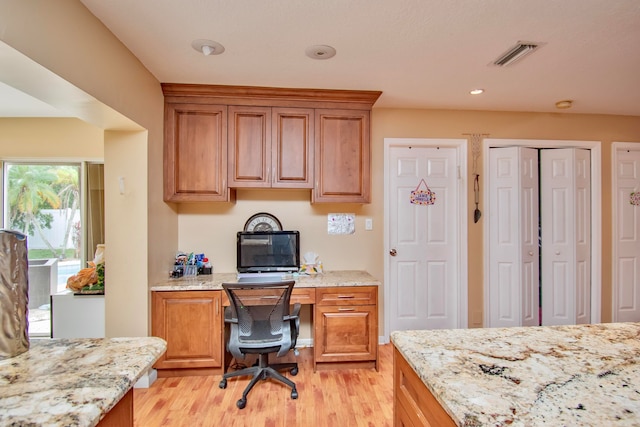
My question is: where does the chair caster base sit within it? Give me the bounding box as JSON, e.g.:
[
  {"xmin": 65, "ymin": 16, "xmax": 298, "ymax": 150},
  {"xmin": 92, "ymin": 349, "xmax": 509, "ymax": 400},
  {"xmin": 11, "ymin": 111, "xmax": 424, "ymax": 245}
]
[
  {"xmin": 237, "ymin": 398, "xmax": 247, "ymax": 409},
  {"xmin": 291, "ymin": 388, "xmax": 298, "ymax": 399},
  {"xmin": 219, "ymin": 379, "xmax": 227, "ymax": 389}
]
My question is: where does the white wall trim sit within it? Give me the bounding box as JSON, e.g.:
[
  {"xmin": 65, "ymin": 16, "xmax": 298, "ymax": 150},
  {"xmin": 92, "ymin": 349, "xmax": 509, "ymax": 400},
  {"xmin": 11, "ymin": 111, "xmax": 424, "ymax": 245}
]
[
  {"xmin": 483, "ymin": 139, "xmax": 602, "ymax": 325},
  {"xmin": 611, "ymin": 142, "xmax": 640, "ymax": 322},
  {"xmin": 383, "ymin": 138, "xmax": 468, "ymax": 340}
]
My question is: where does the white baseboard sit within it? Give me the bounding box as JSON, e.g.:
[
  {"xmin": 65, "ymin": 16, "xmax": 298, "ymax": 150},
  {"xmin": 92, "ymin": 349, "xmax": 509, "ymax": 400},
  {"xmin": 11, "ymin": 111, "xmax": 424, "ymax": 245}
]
[
  {"xmin": 296, "ymin": 338, "xmax": 313, "ymax": 348},
  {"xmin": 134, "ymin": 368, "xmax": 158, "ymax": 389}
]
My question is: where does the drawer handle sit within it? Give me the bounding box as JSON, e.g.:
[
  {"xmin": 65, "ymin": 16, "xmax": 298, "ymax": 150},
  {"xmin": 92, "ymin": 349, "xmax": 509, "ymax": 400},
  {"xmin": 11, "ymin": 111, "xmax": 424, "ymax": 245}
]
[
  {"xmin": 337, "ymin": 295, "xmax": 355, "ymax": 299},
  {"xmin": 338, "ymin": 307, "xmax": 356, "ymax": 312},
  {"xmin": 261, "ymin": 296, "xmax": 279, "ymax": 299}
]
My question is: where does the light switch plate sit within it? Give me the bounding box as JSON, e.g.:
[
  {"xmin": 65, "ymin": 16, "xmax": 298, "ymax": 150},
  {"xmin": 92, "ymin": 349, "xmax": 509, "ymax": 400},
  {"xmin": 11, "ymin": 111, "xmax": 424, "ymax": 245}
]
[{"xmin": 365, "ymin": 218, "xmax": 373, "ymax": 230}]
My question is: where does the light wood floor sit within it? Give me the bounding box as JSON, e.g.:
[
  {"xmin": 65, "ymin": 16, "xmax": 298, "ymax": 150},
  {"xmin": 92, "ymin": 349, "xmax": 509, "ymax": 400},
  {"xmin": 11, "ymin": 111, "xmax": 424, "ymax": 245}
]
[{"xmin": 134, "ymin": 344, "xmax": 394, "ymax": 427}]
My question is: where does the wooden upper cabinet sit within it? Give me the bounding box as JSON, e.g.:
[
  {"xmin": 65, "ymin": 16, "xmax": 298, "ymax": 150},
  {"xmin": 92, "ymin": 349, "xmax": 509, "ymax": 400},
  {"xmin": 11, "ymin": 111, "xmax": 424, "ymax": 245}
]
[
  {"xmin": 227, "ymin": 106, "xmax": 271, "ymax": 187},
  {"xmin": 313, "ymin": 109, "xmax": 371, "ymax": 203},
  {"xmin": 272, "ymin": 108, "xmax": 314, "ymax": 188},
  {"xmin": 161, "ymin": 83, "xmax": 381, "ymax": 202},
  {"xmin": 163, "ymin": 102, "xmax": 232, "ymax": 202},
  {"xmin": 228, "ymin": 106, "xmax": 314, "ymax": 188}
]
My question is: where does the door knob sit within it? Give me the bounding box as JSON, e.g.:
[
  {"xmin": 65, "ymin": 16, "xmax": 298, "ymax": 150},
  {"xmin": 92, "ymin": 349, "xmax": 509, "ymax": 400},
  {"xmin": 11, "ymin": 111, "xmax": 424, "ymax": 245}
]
[
  {"xmin": 528, "ymin": 251, "xmax": 534, "ymax": 256},
  {"xmin": 389, "ymin": 249, "xmax": 397, "ymax": 256}
]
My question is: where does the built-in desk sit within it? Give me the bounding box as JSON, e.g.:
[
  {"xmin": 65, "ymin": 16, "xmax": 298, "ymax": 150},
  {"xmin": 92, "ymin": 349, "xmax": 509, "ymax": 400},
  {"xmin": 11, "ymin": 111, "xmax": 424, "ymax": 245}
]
[{"xmin": 150, "ymin": 271, "xmax": 380, "ymax": 376}]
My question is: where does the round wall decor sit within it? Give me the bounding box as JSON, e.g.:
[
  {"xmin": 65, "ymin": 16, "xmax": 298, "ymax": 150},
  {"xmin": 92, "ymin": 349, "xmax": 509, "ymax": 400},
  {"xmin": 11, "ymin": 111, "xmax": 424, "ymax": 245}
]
[{"xmin": 243, "ymin": 212, "xmax": 282, "ymax": 232}]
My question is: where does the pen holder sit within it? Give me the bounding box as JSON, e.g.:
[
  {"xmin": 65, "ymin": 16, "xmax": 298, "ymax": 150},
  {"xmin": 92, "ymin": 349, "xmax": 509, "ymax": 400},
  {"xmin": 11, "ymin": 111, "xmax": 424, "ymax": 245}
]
[{"xmin": 184, "ymin": 265, "xmax": 198, "ymax": 277}]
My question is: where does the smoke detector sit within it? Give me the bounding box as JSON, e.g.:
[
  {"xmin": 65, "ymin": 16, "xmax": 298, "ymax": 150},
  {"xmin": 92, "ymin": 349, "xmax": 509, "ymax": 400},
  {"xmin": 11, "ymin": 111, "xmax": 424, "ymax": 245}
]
[{"xmin": 492, "ymin": 41, "xmax": 541, "ymax": 67}]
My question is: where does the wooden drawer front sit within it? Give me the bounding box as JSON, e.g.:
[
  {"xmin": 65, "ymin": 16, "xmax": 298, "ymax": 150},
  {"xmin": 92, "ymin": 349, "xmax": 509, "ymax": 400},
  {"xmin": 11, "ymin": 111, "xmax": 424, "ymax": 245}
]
[
  {"xmin": 220, "ymin": 287, "xmax": 315, "ymax": 306},
  {"xmin": 314, "ymin": 305, "xmax": 377, "ymax": 362},
  {"xmin": 316, "ymin": 286, "xmax": 377, "ymax": 306},
  {"xmin": 394, "ymin": 347, "xmax": 456, "ymax": 427}
]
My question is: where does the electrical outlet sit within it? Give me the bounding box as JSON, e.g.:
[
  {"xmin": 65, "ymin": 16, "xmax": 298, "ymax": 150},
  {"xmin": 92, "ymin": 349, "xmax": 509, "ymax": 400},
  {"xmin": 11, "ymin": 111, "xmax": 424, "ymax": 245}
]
[{"xmin": 365, "ymin": 218, "xmax": 373, "ymax": 230}]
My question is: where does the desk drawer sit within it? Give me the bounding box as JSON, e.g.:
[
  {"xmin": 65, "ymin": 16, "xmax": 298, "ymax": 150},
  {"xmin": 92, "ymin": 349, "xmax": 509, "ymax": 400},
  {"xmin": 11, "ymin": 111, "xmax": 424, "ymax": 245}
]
[
  {"xmin": 316, "ymin": 286, "xmax": 377, "ymax": 306},
  {"xmin": 221, "ymin": 287, "xmax": 315, "ymax": 306}
]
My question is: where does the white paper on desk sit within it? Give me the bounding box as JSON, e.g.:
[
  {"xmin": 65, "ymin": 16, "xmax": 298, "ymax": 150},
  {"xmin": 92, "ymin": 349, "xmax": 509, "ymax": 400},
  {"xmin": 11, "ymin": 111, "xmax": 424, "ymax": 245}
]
[{"xmin": 327, "ymin": 213, "xmax": 355, "ymax": 235}]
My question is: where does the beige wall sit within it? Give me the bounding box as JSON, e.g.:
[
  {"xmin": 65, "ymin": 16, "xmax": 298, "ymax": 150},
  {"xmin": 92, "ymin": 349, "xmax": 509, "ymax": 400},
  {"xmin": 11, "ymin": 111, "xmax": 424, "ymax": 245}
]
[
  {"xmin": 0, "ymin": 118, "xmax": 103, "ymax": 159},
  {"xmin": 0, "ymin": 0, "xmax": 174, "ymax": 337}
]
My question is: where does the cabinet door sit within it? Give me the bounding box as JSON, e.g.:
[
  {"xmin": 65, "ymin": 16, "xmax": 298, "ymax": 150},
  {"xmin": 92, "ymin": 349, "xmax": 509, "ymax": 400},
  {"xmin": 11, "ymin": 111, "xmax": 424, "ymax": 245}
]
[
  {"xmin": 164, "ymin": 103, "xmax": 230, "ymax": 202},
  {"xmin": 272, "ymin": 108, "xmax": 314, "ymax": 188},
  {"xmin": 228, "ymin": 106, "xmax": 271, "ymax": 187},
  {"xmin": 152, "ymin": 291, "xmax": 222, "ymax": 369},
  {"xmin": 394, "ymin": 347, "xmax": 457, "ymax": 426},
  {"xmin": 314, "ymin": 304, "xmax": 377, "ymax": 363},
  {"xmin": 313, "ymin": 109, "xmax": 371, "ymax": 203}
]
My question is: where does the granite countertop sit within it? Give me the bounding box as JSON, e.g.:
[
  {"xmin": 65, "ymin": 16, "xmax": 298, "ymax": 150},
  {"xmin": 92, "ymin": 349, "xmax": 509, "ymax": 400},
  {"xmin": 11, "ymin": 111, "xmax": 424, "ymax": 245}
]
[
  {"xmin": 150, "ymin": 270, "xmax": 380, "ymax": 291},
  {"xmin": 391, "ymin": 323, "xmax": 640, "ymax": 426},
  {"xmin": 0, "ymin": 337, "xmax": 166, "ymax": 427}
]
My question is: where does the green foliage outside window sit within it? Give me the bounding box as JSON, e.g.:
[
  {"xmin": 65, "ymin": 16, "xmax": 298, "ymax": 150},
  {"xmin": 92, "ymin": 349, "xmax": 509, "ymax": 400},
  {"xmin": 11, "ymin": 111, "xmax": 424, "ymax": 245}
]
[{"xmin": 6, "ymin": 164, "xmax": 80, "ymax": 260}]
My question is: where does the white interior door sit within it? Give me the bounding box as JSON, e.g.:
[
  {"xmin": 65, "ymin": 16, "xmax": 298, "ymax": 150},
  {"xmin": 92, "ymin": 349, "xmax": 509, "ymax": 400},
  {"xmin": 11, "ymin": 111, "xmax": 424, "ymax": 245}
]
[
  {"xmin": 540, "ymin": 149, "xmax": 591, "ymax": 325},
  {"xmin": 613, "ymin": 147, "xmax": 640, "ymax": 322},
  {"xmin": 487, "ymin": 147, "xmax": 539, "ymax": 327},
  {"xmin": 386, "ymin": 142, "xmax": 463, "ymax": 332}
]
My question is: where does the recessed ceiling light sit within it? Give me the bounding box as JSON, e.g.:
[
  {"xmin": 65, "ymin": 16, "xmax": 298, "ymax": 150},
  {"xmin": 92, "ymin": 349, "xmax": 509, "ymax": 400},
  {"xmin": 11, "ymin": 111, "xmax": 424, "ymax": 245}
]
[
  {"xmin": 305, "ymin": 45, "xmax": 336, "ymax": 60},
  {"xmin": 470, "ymin": 89, "xmax": 484, "ymax": 95},
  {"xmin": 191, "ymin": 39, "xmax": 225, "ymax": 56},
  {"xmin": 555, "ymin": 100, "xmax": 573, "ymax": 109}
]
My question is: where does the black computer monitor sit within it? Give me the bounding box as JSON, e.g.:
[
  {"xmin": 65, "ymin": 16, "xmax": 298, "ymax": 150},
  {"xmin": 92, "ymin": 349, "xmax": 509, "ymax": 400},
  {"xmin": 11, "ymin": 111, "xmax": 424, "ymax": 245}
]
[{"xmin": 236, "ymin": 231, "xmax": 300, "ymax": 273}]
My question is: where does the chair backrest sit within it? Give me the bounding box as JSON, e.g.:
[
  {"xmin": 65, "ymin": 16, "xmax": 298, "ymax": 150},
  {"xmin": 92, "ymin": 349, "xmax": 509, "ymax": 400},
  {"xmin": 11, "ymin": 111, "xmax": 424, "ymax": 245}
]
[{"xmin": 222, "ymin": 280, "xmax": 296, "ymax": 358}]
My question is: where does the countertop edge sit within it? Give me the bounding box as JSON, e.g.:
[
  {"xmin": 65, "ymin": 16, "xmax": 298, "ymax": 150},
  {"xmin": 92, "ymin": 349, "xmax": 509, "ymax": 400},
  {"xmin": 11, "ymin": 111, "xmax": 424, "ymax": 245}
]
[{"xmin": 150, "ymin": 270, "xmax": 381, "ymax": 291}]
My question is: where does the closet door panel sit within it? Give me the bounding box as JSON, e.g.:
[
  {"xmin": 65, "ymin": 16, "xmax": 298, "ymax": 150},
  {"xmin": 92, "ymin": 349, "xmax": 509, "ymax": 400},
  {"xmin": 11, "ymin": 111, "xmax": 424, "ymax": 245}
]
[{"xmin": 541, "ymin": 149, "xmax": 590, "ymax": 326}]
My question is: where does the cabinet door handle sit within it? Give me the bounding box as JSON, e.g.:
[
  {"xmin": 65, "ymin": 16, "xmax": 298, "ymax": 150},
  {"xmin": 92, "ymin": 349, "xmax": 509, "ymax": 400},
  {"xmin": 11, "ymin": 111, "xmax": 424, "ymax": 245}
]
[
  {"xmin": 338, "ymin": 307, "xmax": 356, "ymax": 312},
  {"xmin": 216, "ymin": 301, "xmax": 219, "ymax": 316},
  {"xmin": 337, "ymin": 295, "xmax": 355, "ymax": 299}
]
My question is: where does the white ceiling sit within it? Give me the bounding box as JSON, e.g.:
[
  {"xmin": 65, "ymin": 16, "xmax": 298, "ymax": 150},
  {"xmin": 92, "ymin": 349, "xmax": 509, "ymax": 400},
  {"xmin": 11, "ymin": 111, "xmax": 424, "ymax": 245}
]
[{"xmin": 4, "ymin": 1, "xmax": 640, "ymax": 117}]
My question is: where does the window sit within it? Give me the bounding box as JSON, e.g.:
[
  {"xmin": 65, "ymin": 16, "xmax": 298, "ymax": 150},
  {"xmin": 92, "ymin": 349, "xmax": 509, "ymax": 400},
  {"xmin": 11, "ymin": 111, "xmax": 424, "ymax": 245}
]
[{"xmin": 2, "ymin": 161, "xmax": 104, "ymax": 337}]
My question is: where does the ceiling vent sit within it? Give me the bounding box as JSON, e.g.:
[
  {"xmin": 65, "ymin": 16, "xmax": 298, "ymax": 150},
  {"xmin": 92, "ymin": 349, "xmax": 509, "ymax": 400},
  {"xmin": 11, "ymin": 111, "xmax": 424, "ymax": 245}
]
[{"xmin": 492, "ymin": 42, "xmax": 541, "ymax": 67}]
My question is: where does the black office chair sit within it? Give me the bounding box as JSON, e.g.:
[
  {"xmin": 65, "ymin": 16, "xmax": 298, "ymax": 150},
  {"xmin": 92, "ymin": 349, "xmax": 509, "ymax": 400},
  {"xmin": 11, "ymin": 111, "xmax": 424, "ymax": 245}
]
[{"xmin": 219, "ymin": 280, "xmax": 300, "ymax": 409}]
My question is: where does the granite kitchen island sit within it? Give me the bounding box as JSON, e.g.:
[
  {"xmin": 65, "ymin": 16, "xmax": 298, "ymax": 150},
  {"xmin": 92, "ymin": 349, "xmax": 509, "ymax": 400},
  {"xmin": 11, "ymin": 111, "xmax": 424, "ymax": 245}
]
[
  {"xmin": 391, "ymin": 323, "xmax": 640, "ymax": 426},
  {"xmin": 0, "ymin": 337, "xmax": 166, "ymax": 427}
]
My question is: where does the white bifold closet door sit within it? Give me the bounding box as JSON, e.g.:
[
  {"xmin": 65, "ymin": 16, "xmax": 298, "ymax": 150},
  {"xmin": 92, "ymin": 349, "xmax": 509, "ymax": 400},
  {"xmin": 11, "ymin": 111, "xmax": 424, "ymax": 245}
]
[
  {"xmin": 540, "ymin": 148, "xmax": 591, "ymax": 325},
  {"xmin": 488, "ymin": 147, "xmax": 591, "ymax": 327}
]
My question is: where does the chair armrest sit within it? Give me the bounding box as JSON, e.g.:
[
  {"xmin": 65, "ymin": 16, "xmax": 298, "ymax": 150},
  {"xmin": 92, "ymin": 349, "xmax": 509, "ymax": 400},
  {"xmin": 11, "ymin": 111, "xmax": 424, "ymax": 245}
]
[
  {"xmin": 224, "ymin": 306, "xmax": 238, "ymax": 324},
  {"xmin": 284, "ymin": 302, "xmax": 301, "ymax": 320}
]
